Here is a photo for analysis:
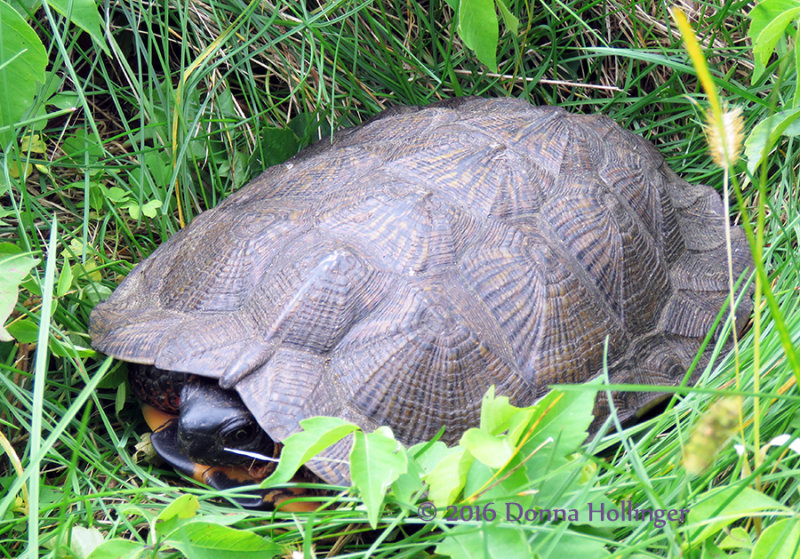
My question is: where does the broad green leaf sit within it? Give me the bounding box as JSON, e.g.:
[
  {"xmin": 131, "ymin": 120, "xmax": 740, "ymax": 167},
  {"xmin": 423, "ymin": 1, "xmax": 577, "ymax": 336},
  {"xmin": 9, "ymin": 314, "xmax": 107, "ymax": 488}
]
[
  {"xmin": 744, "ymin": 109, "xmax": 800, "ymax": 173},
  {"xmin": 57, "ymin": 260, "xmax": 74, "ymax": 297},
  {"xmin": 263, "ymin": 416, "xmax": 358, "ymax": 485},
  {"xmin": 0, "ymin": 0, "xmax": 47, "ymax": 146},
  {"xmin": 169, "ymin": 521, "xmax": 283, "ymax": 559},
  {"xmin": 510, "ymin": 386, "xmax": 594, "ymax": 504},
  {"xmin": 458, "ymin": 0, "xmax": 499, "ymax": 72},
  {"xmin": 69, "ymin": 526, "xmax": 104, "ymax": 559},
  {"xmin": 495, "ymin": 0, "xmax": 519, "ymax": 34},
  {"xmin": 750, "ymin": 518, "xmax": 800, "ymax": 559},
  {"xmin": 749, "ymin": 0, "xmax": 800, "ymax": 41},
  {"xmin": 143, "ymin": 151, "xmax": 170, "ymax": 187},
  {"xmin": 141, "ymin": 199, "xmax": 163, "ymax": 218},
  {"xmin": 287, "ymin": 111, "xmax": 328, "ymax": 150},
  {"xmin": 748, "ymin": 0, "xmax": 798, "ymax": 83},
  {"xmin": 438, "ymin": 526, "xmax": 610, "ymax": 558},
  {"xmin": 153, "ymin": 494, "xmax": 200, "ymax": 541},
  {"xmin": 350, "ymin": 426, "xmax": 408, "ymax": 528},
  {"xmin": 5, "ymin": 317, "xmax": 38, "ymax": 343},
  {"xmin": 124, "ymin": 202, "xmax": 140, "ymax": 220},
  {"xmin": 718, "ymin": 526, "xmax": 752, "ymax": 550},
  {"xmin": 48, "ymin": 90, "xmax": 79, "ymax": 111},
  {"xmin": 479, "ymin": 385, "xmax": 520, "ymax": 435},
  {"xmin": 796, "ymin": 25, "xmax": 800, "ymax": 106},
  {"xmin": 0, "ymin": 252, "xmax": 40, "ymax": 341},
  {"xmin": 532, "ymin": 530, "xmax": 611, "ymax": 557},
  {"xmin": 105, "ymin": 186, "xmax": 129, "ymax": 203},
  {"xmin": 752, "ymin": 7, "xmax": 800, "ymax": 66},
  {"xmin": 156, "ymin": 493, "xmax": 199, "ymax": 523},
  {"xmin": 20, "ymin": 132, "xmax": 45, "ymax": 153},
  {"xmin": 436, "ymin": 526, "xmax": 532, "ymax": 558},
  {"xmin": 61, "ymin": 128, "xmax": 105, "ymax": 171},
  {"xmin": 7, "ymin": 0, "xmax": 39, "ymax": 17},
  {"xmin": 393, "ymin": 440, "xmax": 452, "ymax": 502},
  {"xmin": 410, "ymin": 440, "xmax": 454, "ymax": 472},
  {"xmin": 82, "ymin": 281, "xmax": 112, "ymax": 307},
  {"xmin": 50, "ymin": 0, "xmax": 109, "ymax": 55},
  {"xmin": 48, "ymin": 334, "xmax": 95, "ymax": 358},
  {"xmin": 0, "ymin": 207, "xmax": 14, "ymax": 226},
  {"xmin": 460, "ymin": 428, "xmax": 513, "ymax": 469},
  {"xmin": 256, "ymin": 126, "xmax": 300, "ymax": 168},
  {"xmin": 423, "ymin": 446, "xmax": 474, "ymax": 507},
  {"xmin": 86, "ymin": 539, "xmax": 143, "ymax": 559},
  {"xmin": 687, "ymin": 486, "xmax": 786, "ymax": 545},
  {"xmin": 391, "ymin": 453, "xmax": 424, "ymax": 504},
  {"xmin": 511, "ymin": 385, "xmax": 594, "ymax": 459}
]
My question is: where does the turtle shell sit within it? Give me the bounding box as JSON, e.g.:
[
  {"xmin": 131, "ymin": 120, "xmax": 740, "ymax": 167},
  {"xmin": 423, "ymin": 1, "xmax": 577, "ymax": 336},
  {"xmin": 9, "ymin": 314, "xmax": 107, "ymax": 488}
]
[{"xmin": 90, "ymin": 97, "xmax": 753, "ymax": 485}]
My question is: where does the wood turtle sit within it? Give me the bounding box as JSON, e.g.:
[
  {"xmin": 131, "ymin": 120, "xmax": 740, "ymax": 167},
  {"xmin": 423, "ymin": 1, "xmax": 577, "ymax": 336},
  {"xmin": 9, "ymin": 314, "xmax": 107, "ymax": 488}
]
[{"xmin": 89, "ymin": 97, "xmax": 753, "ymax": 503}]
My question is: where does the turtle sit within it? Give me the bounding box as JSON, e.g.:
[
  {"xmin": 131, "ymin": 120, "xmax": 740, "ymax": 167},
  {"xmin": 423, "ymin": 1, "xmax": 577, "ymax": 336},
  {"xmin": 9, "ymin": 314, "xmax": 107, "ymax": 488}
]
[{"xmin": 89, "ymin": 96, "xmax": 752, "ymax": 504}]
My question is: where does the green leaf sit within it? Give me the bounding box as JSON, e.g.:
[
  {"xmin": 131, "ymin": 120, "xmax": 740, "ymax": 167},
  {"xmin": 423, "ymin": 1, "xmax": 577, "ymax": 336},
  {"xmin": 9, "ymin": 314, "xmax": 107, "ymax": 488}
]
[
  {"xmin": 5, "ymin": 318, "xmax": 39, "ymax": 343},
  {"xmin": 57, "ymin": 259, "xmax": 74, "ymax": 297},
  {"xmin": 501, "ymin": 386, "xmax": 594, "ymax": 504},
  {"xmin": 49, "ymin": 0, "xmax": 109, "ymax": 55},
  {"xmin": 460, "ymin": 428, "xmax": 513, "ymax": 469},
  {"xmin": 512, "ymin": 385, "xmax": 594, "ymax": 462},
  {"xmin": 458, "ymin": 0, "xmax": 499, "ymax": 72},
  {"xmin": 392, "ymin": 440, "xmax": 452, "ymax": 502},
  {"xmin": 263, "ymin": 416, "xmax": 358, "ymax": 485},
  {"xmin": 143, "ymin": 151, "xmax": 171, "ymax": 187},
  {"xmin": 0, "ymin": 207, "xmax": 14, "ymax": 226},
  {"xmin": 0, "ymin": 0, "xmax": 47, "ymax": 146},
  {"xmin": 744, "ymin": 109, "xmax": 800, "ymax": 173},
  {"xmin": 718, "ymin": 526, "xmax": 753, "ymax": 550},
  {"xmin": 47, "ymin": 90, "xmax": 79, "ymax": 111},
  {"xmin": 751, "ymin": 518, "xmax": 800, "ymax": 559},
  {"xmin": 391, "ymin": 456, "xmax": 424, "ymax": 504},
  {"xmin": 255, "ymin": 126, "xmax": 300, "ymax": 168},
  {"xmin": 156, "ymin": 493, "xmax": 199, "ymax": 523},
  {"xmin": 141, "ymin": 199, "xmax": 163, "ymax": 218},
  {"xmin": 124, "ymin": 202, "xmax": 139, "ymax": 220},
  {"xmin": 752, "ymin": 6, "xmax": 800, "ymax": 66},
  {"xmin": 86, "ymin": 539, "xmax": 143, "ymax": 559},
  {"xmin": 479, "ymin": 385, "xmax": 521, "ymax": 435},
  {"xmin": 795, "ymin": 25, "xmax": 800, "ymax": 107},
  {"xmin": 61, "ymin": 128, "xmax": 105, "ymax": 171},
  {"xmin": 495, "ymin": 0, "xmax": 519, "ymax": 34},
  {"xmin": 687, "ymin": 486, "xmax": 786, "ymax": 545},
  {"xmin": 748, "ymin": 0, "xmax": 800, "ymax": 82},
  {"xmin": 48, "ymin": 334, "xmax": 94, "ymax": 359},
  {"xmin": 69, "ymin": 526, "xmax": 105, "ymax": 559},
  {"xmin": 436, "ymin": 526, "xmax": 532, "ymax": 558},
  {"xmin": 350, "ymin": 426, "xmax": 408, "ymax": 528},
  {"xmin": 0, "ymin": 251, "xmax": 39, "ymax": 341},
  {"xmin": 749, "ymin": 0, "xmax": 800, "ymax": 41},
  {"xmin": 105, "ymin": 186, "xmax": 129, "ymax": 203},
  {"xmin": 168, "ymin": 521, "xmax": 283, "ymax": 559},
  {"xmin": 423, "ymin": 446, "xmax": 474, "ymax": 507},
  {"xmin": 153, "ymin": 493, "xmax": 200, "ymax": 540},
  {"xmin": 437, "ymin": 526, "xmax": 609, "ymax": 558},
  {"xmin": 82, "ymin": 281, "xmax": 112, "ymax": 307}
]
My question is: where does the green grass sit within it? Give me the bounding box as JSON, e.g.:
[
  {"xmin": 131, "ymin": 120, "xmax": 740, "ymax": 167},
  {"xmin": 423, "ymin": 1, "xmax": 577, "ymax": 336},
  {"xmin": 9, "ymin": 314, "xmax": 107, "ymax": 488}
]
[{"xmin": 1, "ymin": 0, "xmax": 799, "ymax": 557}]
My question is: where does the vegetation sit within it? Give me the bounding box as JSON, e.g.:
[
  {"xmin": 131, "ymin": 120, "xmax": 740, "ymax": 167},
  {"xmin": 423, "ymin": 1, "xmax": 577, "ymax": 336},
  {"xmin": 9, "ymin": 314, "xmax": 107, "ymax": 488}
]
[{"xmin": 1, "ymin": 0, "xmax": 799, "ymax": 557}]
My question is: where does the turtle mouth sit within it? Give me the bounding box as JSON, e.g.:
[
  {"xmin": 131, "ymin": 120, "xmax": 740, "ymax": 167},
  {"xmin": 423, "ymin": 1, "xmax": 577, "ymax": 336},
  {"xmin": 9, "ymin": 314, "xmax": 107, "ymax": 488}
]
[{"xmin": 141, "ymin": 404, "xmax": 318, "ymax": 511}]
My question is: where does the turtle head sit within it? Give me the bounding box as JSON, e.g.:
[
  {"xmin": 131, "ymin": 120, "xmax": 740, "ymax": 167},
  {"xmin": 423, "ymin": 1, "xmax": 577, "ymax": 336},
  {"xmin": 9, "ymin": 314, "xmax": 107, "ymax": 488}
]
[{"xmin": 177, "ymin": 377, "xmax": 274, "ymax": 466}]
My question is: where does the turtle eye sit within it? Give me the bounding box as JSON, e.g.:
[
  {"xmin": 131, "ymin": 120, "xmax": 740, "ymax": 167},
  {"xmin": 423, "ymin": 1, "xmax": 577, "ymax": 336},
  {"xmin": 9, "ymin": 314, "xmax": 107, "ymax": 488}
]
[
  {"xmin": 233, "ymin": 427, "xmax": 256, "ymax": 443},
  {"xmin": 221, "ymin": 421, "xmax": 260, "ymax": 447}
]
